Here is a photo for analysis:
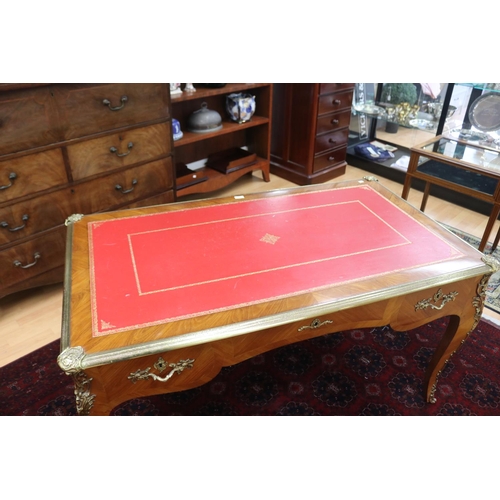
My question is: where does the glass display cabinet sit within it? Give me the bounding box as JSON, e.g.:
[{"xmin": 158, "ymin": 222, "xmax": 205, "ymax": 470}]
[
  {"xmin": 348, "ymin": 83, "xmax": 450, "ymax": 178},
  {"xmin": 441, "ymin": 83, "xmax": 500, "ymax": 152},
  {"xmin": 348, "ymin": 82, "xmax": 500, "ymax": 178},
  {"xmin": 347, "ymin": 83, "xmax": 500, "ymax": 215}
]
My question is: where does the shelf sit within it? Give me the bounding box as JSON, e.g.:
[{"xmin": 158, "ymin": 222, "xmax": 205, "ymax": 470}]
[
  {"xmin": 458, "ymin": 83, "xmax": 500, "ymax": 94},
  {"xmin": 170, "ymin": 83, "xmax": 270, "ymax": 103},
  {"xmin": 173, "ymin": 116, "xmax": 269, "ymax": 147},
  {"xmin": 176, "ymin": 157, "xmax": 269, "ymax": 197}
]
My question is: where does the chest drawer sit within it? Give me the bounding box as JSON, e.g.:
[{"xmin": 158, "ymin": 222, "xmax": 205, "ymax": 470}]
[
  {"xmin": 123, "ymin": 191, "xmax": 175, "ymax": 210},
  {"xmin": 316, "ymin": 109, "xmax": 351, "ymax": 136},
  {"xmin": 0, "ymin": 149, "xmax": 67, "ymax": 204},
  {"xmin": 313, "ymin": 147, "xmax": 347, "ymax": 173},
  {"xmin": 55, "ymin": 84, "xmax": 170, "ymax": 140},
  {"xmin": 314, "ymin": 129, "xmax": 348, "ymax": 155},
  {"xmin": 0, "ymin": 86, "xmax": 60, "ymax": 155},
  {"xmin": 0, "ymin": 226, "xmax": 66, "ymax": 288},
  {"xmin": 72, "ymin": 157, "xmax": 174, "ymax": 214},
  {"xmin": 320, "ymin": 83, "xmax": 354, "ymax": 94},
  {"xmin": 0, "ymin": 188, "xmax": 73, "ymax": 246},
  {"xmin": 317, "ymin": 90, "xmax": 353, "ymax": 116},
  {"xmin": 67, "ymin": 122, "xmax": 172, "ymax": 180}
]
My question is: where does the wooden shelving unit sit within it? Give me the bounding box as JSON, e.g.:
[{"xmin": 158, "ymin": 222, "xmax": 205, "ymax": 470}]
[{"xmin": 171, "ymin": 84, "xmax": 272, "ymax": 197}]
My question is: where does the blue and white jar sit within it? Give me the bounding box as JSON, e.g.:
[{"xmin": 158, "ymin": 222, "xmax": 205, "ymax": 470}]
[{"xmin": 226, "ymin": 93, "xmax": 256, "ymax": 124}]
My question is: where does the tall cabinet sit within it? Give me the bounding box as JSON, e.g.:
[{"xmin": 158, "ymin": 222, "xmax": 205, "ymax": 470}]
[
  {"xmin": 270, "ymin": 83, "xmax": 354, "ymax": 185},
  {"xmin": 0, "ymin": 83, "xmax": 175, "ymax": 299}
]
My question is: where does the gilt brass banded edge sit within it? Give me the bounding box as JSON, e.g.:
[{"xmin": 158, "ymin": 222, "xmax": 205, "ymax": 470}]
[
  {"xmin": 76, "ymin": 265, "xmax": 488, "ymax": 371},
  {"xmin": 60, "ymin": 223, "xmax": 75, "ymax": 353}
]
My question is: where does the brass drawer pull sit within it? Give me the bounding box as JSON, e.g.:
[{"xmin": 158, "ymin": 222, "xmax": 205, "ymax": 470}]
[
  {"xmin": 1, "ymin": 214, "xmax": 29, "ymax": 232},
  {"xmin": 102, "ymin": 95, "xmax": 128, "ymax": 111},
  {"xmin": 0, "ymin": 172, "xmax": 17, "ymax": 190},
  {"xmin": 332, "ymin": 99, "xmax": 341, "ymax": 105},
  {"xmin": 415, "ymin": 288, "xmax": 459, "ymax": 311},
  {"xmin": 298, "ymin": 318, "xmax": 333, "ymax": 331},
  {"xmin": 328, "ymin": 156, "xmax": 336, "ymax": 161},
  {"xmin": 14, "ymin": 251, "xmax": 41, "ymax": 269},
  {"xmin": 128, "ymin": 358, "xmax": 195, "ymax": 384},
  {"xmin": 115, "ymin": 178, "xmax": 138, "ymax": 194},
  {"xmin": 110, "ymin": 142, "xmax": 134, "ymax": 157},
  {"xmin": 328, "ymin": 138, "xmax": 337, "ymax": 144},
  {"xmin": 331, "ymin": 118, "xmax": 339, "ymax": 125}
]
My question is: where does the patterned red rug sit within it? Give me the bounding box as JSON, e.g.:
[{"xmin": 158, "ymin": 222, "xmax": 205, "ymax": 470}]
[{"xmin": 1, "ymin": 316, "xmax": 500, "ymax": 416}]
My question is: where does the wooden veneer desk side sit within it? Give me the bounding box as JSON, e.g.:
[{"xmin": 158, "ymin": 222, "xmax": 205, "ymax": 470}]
[
  {"xmin": 58, "ymin": 179, "xmax": 497, "ymax": 415},
  {"xmin": 401, "ymin": 134, "xmax": 500, "ymax": 252}
]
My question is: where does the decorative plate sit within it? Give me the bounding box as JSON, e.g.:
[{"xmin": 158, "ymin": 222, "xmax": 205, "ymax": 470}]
[{"xmin": 468, "ymin": 93, "xmax": 500, "ymax": 132}]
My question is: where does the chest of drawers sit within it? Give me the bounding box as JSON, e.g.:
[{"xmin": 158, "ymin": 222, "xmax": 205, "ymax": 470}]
[
  {"xmin": 0, "ymin": 83, "xmax": 174, "ymax": 299},
  {"xmin": 270, "ymin": 83, "xmax": 354, "ymax": 185}
]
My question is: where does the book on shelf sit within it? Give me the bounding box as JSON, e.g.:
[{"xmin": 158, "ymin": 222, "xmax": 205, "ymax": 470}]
[{"xmin": 205, "ymin": 148, "xmax": 257, "ymax": 174}]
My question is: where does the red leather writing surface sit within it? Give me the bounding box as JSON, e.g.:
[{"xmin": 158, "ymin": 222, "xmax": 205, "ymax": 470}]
[{"xmin": 88, "ymin": 185, "xmax": 463, "ymax": 337}]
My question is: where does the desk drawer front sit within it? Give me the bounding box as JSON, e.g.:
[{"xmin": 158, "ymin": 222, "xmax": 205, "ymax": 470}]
[
  {"xmin": 0, "ymin": 188, "xmax": 73, "ymax": 245},
  {"xmin": 313, "ymin": 147, "xmax": 347, "ymax": 173},
  {"xmin": 316, "ymin": 110, "xmax": 351, "ymax": 136},
  {"xmin": 0, "ymin": 87, "xmax": 60, "ymax": 155},
  {"xmin": 56, "ymin": 83, "xmax": 170, "ymax": 140},
  {"xmin": 314, "ymin": 129, "xmax": 348, "ymax": 155},
  {"xmin": 0, "ymin": 227, "xmax": 66, "ymax": 288},
  {"xmin": 68, "ymin": 122, "xmax": 172, "ymax": 180},
  {"xmin": 317, "ymin": 90, "xmax": 353, "ymax": 116},
  {"xmin": 73, "ymin": 157, "xmax": 174, "ymax": 214},
  {"xmin": 0, "ymin": 149, "xmax": 67, "ymax": 203}
]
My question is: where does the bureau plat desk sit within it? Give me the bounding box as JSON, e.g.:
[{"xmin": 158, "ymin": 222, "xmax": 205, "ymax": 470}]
[{"xmin": 58, "ymin": 178, "xmax": 497, "ymax": 415}]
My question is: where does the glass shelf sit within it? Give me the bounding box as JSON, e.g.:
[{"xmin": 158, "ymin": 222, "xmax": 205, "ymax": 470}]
[{"xmin": 458, "ymin": 83, "xmax": 500, "ymax": 94}]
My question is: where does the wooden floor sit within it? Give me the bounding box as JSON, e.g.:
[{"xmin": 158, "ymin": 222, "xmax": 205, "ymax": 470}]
[{"xmin": 2, "ymin": 163, "xmax": 500, "ymax": 367}]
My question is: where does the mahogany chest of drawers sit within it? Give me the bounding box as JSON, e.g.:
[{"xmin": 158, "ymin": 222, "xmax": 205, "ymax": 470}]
[
  {"xmin": 270, "ymin": 83, "xmax": 354, "ymax": 184},
  {"xmin": 0, "ymin": 83, "xmax": 174, "ymax": 299}
]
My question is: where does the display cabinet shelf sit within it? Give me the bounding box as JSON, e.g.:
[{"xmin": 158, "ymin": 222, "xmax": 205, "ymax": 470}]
[
  {"xmin": 173, "ymin": 115, "xmax": 269, "ymax": 147},
  {"xmin": 176, "ymin": 157, "xmax": 269, "ymax": 197},
  {"xmin": 171, "ymin": 84, "xmax": 272, "ymax": 197}
]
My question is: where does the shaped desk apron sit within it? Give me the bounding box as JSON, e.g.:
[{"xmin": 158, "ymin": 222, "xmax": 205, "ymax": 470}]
[{"xmin": 58, "ymin": 178, "xmax": 497, "ymax": 415}]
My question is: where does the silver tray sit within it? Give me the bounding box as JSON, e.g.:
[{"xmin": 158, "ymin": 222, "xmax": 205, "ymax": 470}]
[{"xmin": 469, "ymin": 93, "xmax": 500, "ymax": 132}]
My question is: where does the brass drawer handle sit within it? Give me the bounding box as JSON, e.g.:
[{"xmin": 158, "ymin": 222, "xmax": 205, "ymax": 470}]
[
  {"xmin": 331, "ymin": 118, "xmax": 339, "ymax": 125},
  {"xmin": 298, "ymin": 318, "xmax": 333, "ymax": 331},
  {"xmin": 328, "ymin": 156, "xmax": 336, "ymax": 161},
  {"xmin": 115, "ymin": 178, "xmax": 138, "ymax": 194},
  {"xmin": 1, "ymin": 214, "xmax": 29, "ymax": 232},
  {"xmin": 415, "ymin": 288, "xmax": 459, "ymax": 311},
  {"xmin": 0, "ymin": 172, "xmax": 17, "ymax": 190},
  {"xmin": 14, "ymin": 251, "xmax": 41, "ymax": 269},
  {"xmin": 328, "ymin": 138, "xmax": 337, "ymax": 144},
  {"xmin": 128, "ymin": 358, "xmax": 195, "ymax": 384},
  {"xmin": 102, "ymin": 95, "xmax": 128, "ymax": 111},
  {"xmin": 332, "ymin": 99, "xmax": 341, "ymax": 105},
  {"xmin": 110, "ymin": 142, "xmax": 134, "ymax": 157}
]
